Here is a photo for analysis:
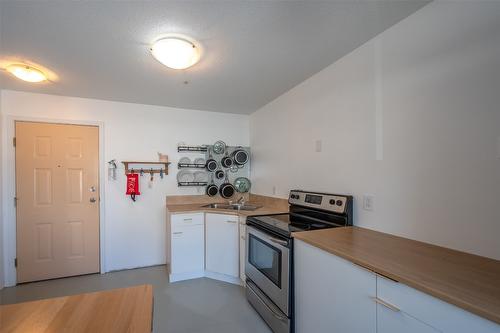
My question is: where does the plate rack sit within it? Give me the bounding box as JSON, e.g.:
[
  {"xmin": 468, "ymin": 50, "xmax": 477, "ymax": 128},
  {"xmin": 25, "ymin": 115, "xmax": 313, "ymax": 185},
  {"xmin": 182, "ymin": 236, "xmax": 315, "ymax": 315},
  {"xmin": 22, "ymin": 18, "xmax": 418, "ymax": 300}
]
[
  {"xmin": 178, "ymin": 181, "xmax": 208, "ymax": 187},
  {"xmin": 177, "ymin": 145, "xmax": 208, "ymax": 153},
  {"xmin": 178, "ymin": 163, "xmax": 206, "ymax": 169}
]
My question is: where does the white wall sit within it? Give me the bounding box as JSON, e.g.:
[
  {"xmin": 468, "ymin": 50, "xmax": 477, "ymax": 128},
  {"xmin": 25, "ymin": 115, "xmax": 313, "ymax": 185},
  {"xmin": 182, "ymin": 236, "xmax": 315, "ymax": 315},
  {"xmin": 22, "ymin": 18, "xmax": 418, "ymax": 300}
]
[
  {"xmin": 0, "ymin": 90, "xmax": 4, "ymax": 290},
  {"xmin": 1, "ymin": 90, "xmax": 249, "ymax": 286},
  {"xmin": 250, "ymin": 1, "xmax": 500, "ymax": 260}
]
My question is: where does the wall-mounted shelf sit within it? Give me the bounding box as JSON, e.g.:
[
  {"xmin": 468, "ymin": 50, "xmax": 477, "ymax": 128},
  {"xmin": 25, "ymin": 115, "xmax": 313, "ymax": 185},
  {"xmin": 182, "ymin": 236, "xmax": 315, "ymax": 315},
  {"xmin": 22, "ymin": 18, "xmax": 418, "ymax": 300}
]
[
  {"xmin": 122, "ymin": 161, "xmax": 171, "ymax": 175},
  {"xmin": 178, "ymin": 145, "xmax": 208, "ymax": 153},
  {"xmin": 178, "ymin": 163, "xmax": 207, "ymax": 169},
  {"xmin": 178, "ymin": 182, "xmax": 208, "ymax": 187}
]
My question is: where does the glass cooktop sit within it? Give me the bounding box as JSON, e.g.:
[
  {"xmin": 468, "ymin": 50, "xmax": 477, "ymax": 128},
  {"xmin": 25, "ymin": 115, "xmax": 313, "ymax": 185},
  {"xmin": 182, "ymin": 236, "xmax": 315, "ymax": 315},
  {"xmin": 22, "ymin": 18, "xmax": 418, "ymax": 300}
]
[{"xmin": 247, "ymin": 213, "xmax": 344, "ymax": 238}]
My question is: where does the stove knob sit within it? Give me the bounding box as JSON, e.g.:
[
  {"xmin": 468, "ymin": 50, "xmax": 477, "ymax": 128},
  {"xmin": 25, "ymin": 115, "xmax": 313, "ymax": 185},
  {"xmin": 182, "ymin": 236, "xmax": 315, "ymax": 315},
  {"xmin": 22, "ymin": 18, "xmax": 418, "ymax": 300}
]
[
  {"xmin": 329, "ymin": 199, "xmax": 336, "ymax": 205},
  {"xmin": 291, "ymin": 194, "xmax": 296, "ymax": 199},
  {"xmin": 336, "ymin": 200, "xmax": 343, "ymax": 206},
  {"xmin": 295, "ymin": 195, "xmax": 300, "ymax": 200}
]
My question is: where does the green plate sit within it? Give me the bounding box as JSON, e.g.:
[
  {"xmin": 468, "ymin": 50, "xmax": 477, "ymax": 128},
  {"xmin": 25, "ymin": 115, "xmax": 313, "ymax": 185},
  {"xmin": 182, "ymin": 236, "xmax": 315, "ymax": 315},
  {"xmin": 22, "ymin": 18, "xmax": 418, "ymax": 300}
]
[{"xmin": 234, "ymin": 177, "xmax": 251, "ymax": 193}]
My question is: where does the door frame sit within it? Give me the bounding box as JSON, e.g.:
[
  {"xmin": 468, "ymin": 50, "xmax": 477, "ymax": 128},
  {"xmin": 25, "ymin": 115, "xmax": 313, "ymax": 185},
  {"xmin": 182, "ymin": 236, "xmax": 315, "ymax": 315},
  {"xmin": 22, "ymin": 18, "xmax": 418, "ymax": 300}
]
[{"xmin": 2, "ymin": 115, "xmax": 106, "ymax": 287}]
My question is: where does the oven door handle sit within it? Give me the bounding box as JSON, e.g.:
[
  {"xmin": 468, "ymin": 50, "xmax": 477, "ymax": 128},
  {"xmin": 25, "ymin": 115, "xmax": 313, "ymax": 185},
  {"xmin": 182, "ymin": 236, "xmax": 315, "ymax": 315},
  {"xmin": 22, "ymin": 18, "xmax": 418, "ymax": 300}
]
[
  {"xmin": 247, "ymin": 226, "xmax": 290, "ymax": 249},
  {"xmin": 247, "ymin": 280, "xmax": 288, "ymax": 321},
  {"xmin": 269, "ymin": 237, "xmax": 288, "ymax": 247}
]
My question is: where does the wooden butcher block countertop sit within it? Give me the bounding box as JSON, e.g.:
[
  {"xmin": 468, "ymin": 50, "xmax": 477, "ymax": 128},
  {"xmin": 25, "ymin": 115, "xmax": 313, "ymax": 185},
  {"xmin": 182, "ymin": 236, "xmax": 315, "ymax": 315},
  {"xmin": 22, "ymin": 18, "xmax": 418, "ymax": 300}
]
[
  {"xmin": 293, "ymin": 227, "xmax": 500, "ymax": 325},
  {"xmin": 0, "ymin": 284, "xmax": 153, "ymax": 333},
  {"xmin": 166, "ymin": 193, "xmax": 289, "ymax": 217},
  {"xmin": 166, "ymin": 202, "xmax": 288, "ymax": 217}
]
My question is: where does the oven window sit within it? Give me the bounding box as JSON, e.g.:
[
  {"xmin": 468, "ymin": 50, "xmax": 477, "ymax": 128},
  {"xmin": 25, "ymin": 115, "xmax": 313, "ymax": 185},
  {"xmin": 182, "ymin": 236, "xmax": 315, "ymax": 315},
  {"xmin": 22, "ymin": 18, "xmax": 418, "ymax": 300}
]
[{"xmin": 248, "ymin": 234, "xmax": 282, "ymax": 288}]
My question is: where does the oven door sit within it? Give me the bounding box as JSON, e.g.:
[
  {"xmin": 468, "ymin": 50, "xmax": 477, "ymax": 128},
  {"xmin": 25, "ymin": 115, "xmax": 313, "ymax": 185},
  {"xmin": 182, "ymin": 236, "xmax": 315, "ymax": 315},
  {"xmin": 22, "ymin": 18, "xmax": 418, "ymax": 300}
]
[{"xmin": 246, "ymin": 225, "xmax": 290, "ymax": 316}]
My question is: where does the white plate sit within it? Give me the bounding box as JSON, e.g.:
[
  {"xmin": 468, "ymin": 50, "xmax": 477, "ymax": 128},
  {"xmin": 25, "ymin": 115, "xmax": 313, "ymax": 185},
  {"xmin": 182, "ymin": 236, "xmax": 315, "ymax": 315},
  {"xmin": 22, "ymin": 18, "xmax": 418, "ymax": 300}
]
[
  {"xmin": 177, "ymin": 170, "xmax": 194, "ymax": 183},
  {"xmin": 179, "ymin": 157, "xmax": 191, "ymax": 164},
  {"xmin": 194, "ymin": 157, "xmax": 206, "ymax": 165},
  {"xmin": 193, "ymin": 171, "xmax": 208, "ymax": 182}
]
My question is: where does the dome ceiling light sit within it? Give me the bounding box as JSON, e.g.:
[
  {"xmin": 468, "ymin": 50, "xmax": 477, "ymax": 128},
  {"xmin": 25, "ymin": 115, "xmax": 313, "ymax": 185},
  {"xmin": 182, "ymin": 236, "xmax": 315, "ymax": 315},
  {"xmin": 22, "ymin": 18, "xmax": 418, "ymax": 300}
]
[
  {"xmin": 6, "ymin": 64, "xmax": 47, "ymax": 83},
  {"xmin": 150, "ymin": 36, "xmax": 201, "ymax": 70}
]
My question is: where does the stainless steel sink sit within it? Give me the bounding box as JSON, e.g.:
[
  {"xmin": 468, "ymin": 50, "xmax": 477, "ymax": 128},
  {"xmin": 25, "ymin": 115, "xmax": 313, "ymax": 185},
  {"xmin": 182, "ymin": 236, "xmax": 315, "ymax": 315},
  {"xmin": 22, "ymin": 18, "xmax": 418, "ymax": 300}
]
[{"xmin": 202, "ymin": 203, "xmax": 262, "ymax": 211}]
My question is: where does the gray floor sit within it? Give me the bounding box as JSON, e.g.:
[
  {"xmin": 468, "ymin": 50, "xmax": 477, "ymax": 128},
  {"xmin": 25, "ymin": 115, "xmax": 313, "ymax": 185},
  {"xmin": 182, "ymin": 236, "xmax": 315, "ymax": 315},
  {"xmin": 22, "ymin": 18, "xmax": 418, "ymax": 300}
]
[{"xmin": 0, "ymin": 265, "xmax": 272, "ymax": 333}]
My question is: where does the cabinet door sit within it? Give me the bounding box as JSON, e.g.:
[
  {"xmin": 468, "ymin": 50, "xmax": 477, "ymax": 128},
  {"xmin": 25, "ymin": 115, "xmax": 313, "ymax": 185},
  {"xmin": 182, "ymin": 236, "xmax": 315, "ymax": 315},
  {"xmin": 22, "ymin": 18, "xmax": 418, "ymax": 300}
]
[
  {"xmin": 239, "ymin": 217, "xmax": 247, "ymax": 283},
  {"xmin": 171, "ymin": 224, "xmax": 204, "ymax": 274},
  {"xmin": 294, "ymin": 239, "xmax": 376, "ymax": 333},
  {"xmin": 377, "ymin": 302, "xmax": 440, "ymax": 333},
  {"xmin": 206, "ymin": 213, "xmax": 239, "ymax": 277},
  {"xmin": 377, "ymin": 275, "xmax": 500, "ymax": 333}
]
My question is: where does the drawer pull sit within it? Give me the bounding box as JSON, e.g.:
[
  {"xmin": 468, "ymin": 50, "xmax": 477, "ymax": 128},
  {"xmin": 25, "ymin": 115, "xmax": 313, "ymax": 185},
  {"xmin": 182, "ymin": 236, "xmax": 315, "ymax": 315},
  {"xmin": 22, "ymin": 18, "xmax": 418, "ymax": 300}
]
[
  {"xmin": 183, "ymin": 218, "xmax": 193, "ymax": 222},
  {"xmin": 172, "ymin": 231, "xmax": 183, "ymax": 235},
  {"xmin": 226, "ymin": 220, "xmax": 237, "ymax": 224},
  {"xmin": 371, "ymin": 297, "xmax": 400, "ymax": 312}
]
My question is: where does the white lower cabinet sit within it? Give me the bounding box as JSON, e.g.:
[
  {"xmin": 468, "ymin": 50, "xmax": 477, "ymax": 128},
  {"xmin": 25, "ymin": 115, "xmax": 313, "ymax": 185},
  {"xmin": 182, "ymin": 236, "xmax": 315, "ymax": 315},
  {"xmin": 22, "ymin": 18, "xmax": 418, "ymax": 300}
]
[
  {"xmin": 239, "ymin": 217, "xmax": 247, "ymax": 283},
  {"xmin": 377, "ymin": 302, "xmax": 440, "ymax": 333},
  {"xmin": 294, "ymin": 239, "xmax": 377, "ymax": 333},
  {"xmin": 377, "ymin": 275, "xmax": 500, "ymax": 333},
  {"xmin": 205, "ymin": 213, "xmax": 239, "ymax": 279},
  {"xmin": 295, "ymin": 239, "xmax": 500, "ymax": 333},
  {"xmin": 170, "ymin": 213, "xmax": 205, "ymax": 282}
]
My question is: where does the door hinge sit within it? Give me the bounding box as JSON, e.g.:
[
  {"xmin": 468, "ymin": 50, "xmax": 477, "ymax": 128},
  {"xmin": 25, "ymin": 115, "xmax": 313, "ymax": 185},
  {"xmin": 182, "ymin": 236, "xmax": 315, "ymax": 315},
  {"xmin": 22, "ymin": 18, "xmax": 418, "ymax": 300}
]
[
  {"xmin": 13, "ymin": 137, "xmax": 16, "ymax": 147},
  {"xmin": 14, "ymin": 197, "xmax": 17, "ymax": 207},
  {"xmin": 14, "ymin": 258, "xmax": 18, "ymax": 268}
]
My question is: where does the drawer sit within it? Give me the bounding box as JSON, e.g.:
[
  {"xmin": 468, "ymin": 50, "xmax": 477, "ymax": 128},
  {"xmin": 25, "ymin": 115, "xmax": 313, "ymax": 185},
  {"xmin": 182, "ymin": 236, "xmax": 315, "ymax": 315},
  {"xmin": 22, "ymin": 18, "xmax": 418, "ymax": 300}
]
[
  {"xmin": 377, "ymin": 275, "xmax": 500, "ymax": 333},
  {"xmin": 171, "ymin": 213, "xmax": 204, "ymax": 228}
]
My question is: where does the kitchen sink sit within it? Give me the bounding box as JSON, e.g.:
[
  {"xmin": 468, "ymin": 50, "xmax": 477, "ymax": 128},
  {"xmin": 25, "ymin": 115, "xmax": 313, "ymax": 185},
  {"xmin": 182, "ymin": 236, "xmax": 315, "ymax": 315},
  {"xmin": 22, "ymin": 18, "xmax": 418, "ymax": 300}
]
[{"xmin": 202, "ymin": 203, "xmax": 262, "ymax": 211}]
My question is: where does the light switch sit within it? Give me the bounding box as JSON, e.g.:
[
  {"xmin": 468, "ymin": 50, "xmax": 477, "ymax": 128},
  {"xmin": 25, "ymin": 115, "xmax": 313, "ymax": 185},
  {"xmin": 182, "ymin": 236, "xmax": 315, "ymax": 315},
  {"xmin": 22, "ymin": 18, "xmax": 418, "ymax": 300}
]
[
  {"xmin": 497, "ymin": 137, "xmax": 500, "ymax": 159},
  {"xmin": 363, "ymin": 195, "xmax": 374, "ymax": 211},
  {"xmin": 315, "ymin": 139, "xmax": 322, "ymax": 152}
]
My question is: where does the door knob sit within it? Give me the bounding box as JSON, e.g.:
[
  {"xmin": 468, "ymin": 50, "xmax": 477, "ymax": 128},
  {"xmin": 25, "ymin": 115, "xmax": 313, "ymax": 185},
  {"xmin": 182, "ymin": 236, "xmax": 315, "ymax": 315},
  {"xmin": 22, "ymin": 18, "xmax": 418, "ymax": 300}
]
[{"xmin": 90, "ymin": 197, "xmax": 96, "ymax": 203}]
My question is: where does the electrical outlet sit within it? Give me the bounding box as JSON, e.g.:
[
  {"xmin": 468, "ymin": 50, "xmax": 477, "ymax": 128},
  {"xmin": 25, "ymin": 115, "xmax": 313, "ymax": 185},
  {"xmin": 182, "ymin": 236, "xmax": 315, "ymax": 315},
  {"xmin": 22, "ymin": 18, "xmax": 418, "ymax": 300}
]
[
  {"xmin": 315, "ymin": 139, "xmax": 322, "ymax": 152},
  {"xmin": 497, "ymin": 136, "xmax": 500, "ymax": 159},
  {"xmin": 363, "ymin": 195, "xmax": 374, "ymax": 211}
]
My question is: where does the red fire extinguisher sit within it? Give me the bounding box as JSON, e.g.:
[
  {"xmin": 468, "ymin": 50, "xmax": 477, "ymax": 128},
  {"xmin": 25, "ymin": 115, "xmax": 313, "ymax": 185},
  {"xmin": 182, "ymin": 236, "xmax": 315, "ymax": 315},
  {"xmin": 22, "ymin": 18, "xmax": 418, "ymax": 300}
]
[{"xmin": 126, "ymin": 173, "xmax": 140, "ymax": 201}]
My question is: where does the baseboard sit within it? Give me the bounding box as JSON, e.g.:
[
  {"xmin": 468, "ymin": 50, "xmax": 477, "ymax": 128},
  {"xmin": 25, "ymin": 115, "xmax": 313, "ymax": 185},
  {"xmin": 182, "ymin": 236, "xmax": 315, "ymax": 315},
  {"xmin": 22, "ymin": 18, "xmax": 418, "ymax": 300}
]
[
  {"xmin": 204, "ymin": 271, "xmax": 242, "ymax": 285},
  {"xmin": 169, "ymin": 270, "xmax": 242, "ymax": 286},
  {"xmin": 169, "ymin": 271, "xmax": 205, "ymax": 283}
]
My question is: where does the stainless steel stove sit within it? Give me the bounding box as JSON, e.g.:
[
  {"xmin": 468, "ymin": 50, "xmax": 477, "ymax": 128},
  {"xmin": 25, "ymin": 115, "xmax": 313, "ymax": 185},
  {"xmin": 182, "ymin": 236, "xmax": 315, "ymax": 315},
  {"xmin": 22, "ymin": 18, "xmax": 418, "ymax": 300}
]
[{"xmin": 245, "ymin": 190, "xmax": 353, "ymax": 333}]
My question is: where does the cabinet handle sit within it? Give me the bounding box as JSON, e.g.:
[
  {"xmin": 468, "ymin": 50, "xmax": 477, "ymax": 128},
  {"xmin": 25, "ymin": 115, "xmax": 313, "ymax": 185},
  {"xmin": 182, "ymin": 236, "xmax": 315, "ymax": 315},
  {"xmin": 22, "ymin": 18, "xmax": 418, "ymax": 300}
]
[
  {"xmin": 371, "ymin": 297, "xmax": 400, "ymax": 312},
  {"xmin": 183, "ymin": 218, "xmax": 193, "ymax": 222},
  {"xmin": 173, "ymin": 231, "xmax": 183, "ymax": 235},
  {"xmin": 226, "ymin": 220, "xmax": 237, "ymax": 224}
]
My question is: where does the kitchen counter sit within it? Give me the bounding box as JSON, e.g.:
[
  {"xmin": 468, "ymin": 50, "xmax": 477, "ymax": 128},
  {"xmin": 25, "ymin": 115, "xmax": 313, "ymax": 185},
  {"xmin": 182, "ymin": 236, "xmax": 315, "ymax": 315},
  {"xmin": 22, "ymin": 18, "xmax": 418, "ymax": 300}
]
[
  {"xmin": 166, "ymin": 193, "xmax": 289, "ymax": 217},
  {"xmin": 0, "ymin": 285, "xmax": 153, "ymax": 333},
  {"xmin": 166, "ymin": 202, "xmax": 288, "ymax": 217},
  {"xmin": 293, "ymin": 226, "xmax": 500, "ymax": 325}
]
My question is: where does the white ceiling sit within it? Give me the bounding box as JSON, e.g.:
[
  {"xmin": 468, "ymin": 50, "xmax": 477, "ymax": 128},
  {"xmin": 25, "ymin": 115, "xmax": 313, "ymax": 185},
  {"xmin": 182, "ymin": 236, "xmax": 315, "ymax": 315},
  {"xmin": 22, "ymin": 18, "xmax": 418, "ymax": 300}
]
[{"xmin": 0, "ymin": 1, "xmax": 429, "ymax": 114}]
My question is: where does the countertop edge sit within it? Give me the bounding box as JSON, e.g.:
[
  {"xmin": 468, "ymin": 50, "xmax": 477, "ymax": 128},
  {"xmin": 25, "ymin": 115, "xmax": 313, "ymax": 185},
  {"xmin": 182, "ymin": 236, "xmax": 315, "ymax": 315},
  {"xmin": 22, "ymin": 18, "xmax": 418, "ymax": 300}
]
[
  {"xmin": 293, "ymin": 229, "xmax": 500, "ymax": 325},
  {"xmin": 166, "ymin": 205, "xmax": 288, "ymax": 217}
]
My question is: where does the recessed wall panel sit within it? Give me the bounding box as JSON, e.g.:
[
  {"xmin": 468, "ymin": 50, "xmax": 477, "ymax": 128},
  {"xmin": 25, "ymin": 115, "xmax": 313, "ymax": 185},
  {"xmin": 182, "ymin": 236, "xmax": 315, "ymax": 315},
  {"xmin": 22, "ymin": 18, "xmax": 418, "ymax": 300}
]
[
  {"xmin": 36, "ymin": 223, "xmax": 53, "ymax": 261},
  {"xmin": 34, "ymin": 136, "xmax": 51, "ymax": 158},
  {"xmin": 67, "ymin": 137, "xmax": 83, "ymax": 159},
  {"xmin": 34, "ymin": 168, "xmax": 53, "ymax": 206},
  {"xmin": 67, "ymin": 168, "xmax": 83, "ymax": 204},
  {"xmin": 68, "ymin": 220, "xmax": 85, "ymax": 258}
]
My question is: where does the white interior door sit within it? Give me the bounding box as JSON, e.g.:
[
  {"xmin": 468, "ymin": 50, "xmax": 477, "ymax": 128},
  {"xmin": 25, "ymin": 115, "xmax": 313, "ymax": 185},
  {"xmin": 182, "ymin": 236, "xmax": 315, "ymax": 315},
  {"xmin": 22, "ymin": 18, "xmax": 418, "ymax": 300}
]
[{"xmin": 15, "ymin": 121, "xmax": 100, "ymax": 283}]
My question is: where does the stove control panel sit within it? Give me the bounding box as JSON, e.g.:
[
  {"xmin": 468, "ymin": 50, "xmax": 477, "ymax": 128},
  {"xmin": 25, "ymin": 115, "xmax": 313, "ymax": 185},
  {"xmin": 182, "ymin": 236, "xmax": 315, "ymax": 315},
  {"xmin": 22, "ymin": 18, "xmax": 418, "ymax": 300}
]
[{"xmin": 288, "ymin": 190, "xmax": 351, "ymax": 214}]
